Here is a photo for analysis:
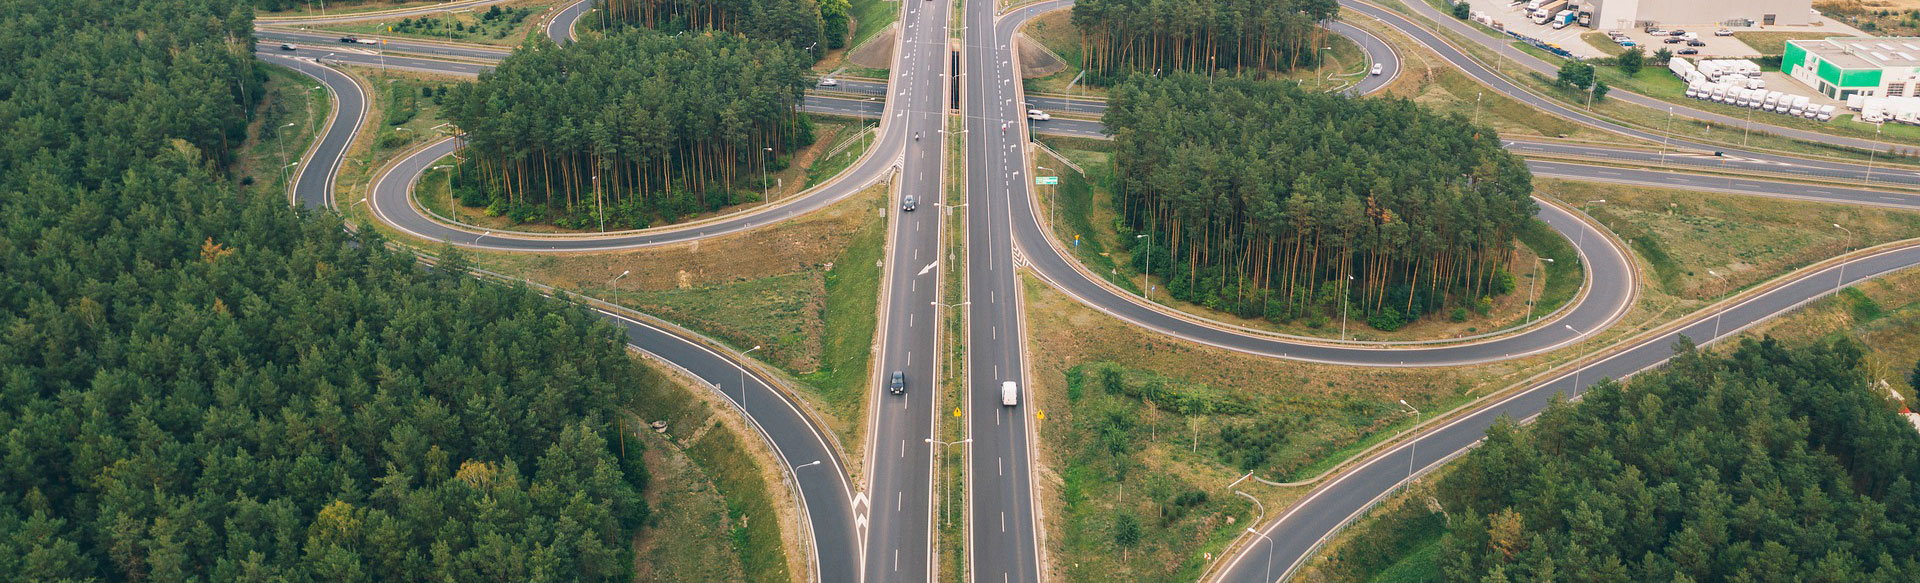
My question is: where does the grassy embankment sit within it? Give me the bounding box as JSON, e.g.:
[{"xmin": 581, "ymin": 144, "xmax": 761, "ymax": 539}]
[
  {"xmin": 236, "ymin": 64, "xmax": 333, "ymax": 198},
  {"xmin": 1374, "ymin": 0, "xmax": 1920, "ymax": 161},
  {"xmin": 625, "ymin": 362, "xmax": 797, "ymax": 583},
  {"xmin": 257, "ymin": 0, "xmax": 465, "ymax": 18},
  {"xmin": 305, "ymin": 0, "xmax": 551, "ymax": 47},
  {"xmin": 1031, "ymin": 135, "xmax": 1582, "ymax": 343}
]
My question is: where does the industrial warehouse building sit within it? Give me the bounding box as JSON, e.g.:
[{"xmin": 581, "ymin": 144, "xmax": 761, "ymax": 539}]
[
  {"xmin": 1586, "ymin": 0, "xmax": 1811, "ymax": 30},
  {"xmin": 1784, "ymin": 37, "xmax": 1920, "ymax": 100}
]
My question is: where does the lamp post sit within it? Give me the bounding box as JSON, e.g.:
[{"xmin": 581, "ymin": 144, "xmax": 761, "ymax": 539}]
[
  {"xmin": 1245, "ymin": 528, "xmax": 1276, "ymax": 583},
  {"xmin": 1135, "ymin": 233, "xmax": 1152, "ymax": 301},
  {"xmin": 1565, "ymin": 323, "xmax": 1584, "ymax": 394},
  {"xmin": 608, "ymin": 270, "xmax": 630, "ymax": 306},
  {"xmin": 739, "ymin": 345, "xmax": 762, "ymax": 417},
  {"xmin": 1398, "ymin": 399, "xmax": 1420, "ymax": 479},
  {"xmin": 931, "ymin": 301, "xmax": 970, "ymax": 375},
  {"xmin": 1865, "ymin": 123, "xmax": 1882, "ymax": 184},
  {"xmin": 926, "ymin": 437, "xmax": 972, "ymax": 525},
  {"xmin": 1341, "ymin": 274, "xmax": 1355, "ymax": 341},
  {"xmin": 1038, "ymin": 165, "xmax": 1056, "ymax": 229},
  {"xmin": 763, "ymin": 146, "xmax": 775, "ymax": 205},
  {"xmin": 1318, "ymin": 46, "xmax": 1334, "ymax": 89},
  {"xmin": 594, "ymin": 173, "xmax": 603, "ymax": 232},
  {"xmin": 1472, "ymin": 92, "xmax": 1483, "ymax": 126},
  {"xmin": 1580, "ymin": 200, "xmax": 1605, "ymax": 248},
  {"xmin": 276, "ymin": 122, "xmax": 296, "ymax": 186},
  {"xmin": 1834, "ymin": 223, "xmax": 1853, "ymax": 296},
  {"xmin": 1658, "ymin": 106, "xmax": 1674, "ymax": 166},
  {"xmin": 1528, "ymin": 257, "xmax": 1554, "ymax": 324}
]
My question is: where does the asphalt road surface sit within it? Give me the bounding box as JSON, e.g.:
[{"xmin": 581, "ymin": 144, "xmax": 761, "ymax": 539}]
[{"xmin": 861, "ymin": 0, "xmax": 958, "ymax": 579}]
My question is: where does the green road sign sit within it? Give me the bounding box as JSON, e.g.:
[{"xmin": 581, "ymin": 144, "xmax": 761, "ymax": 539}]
[{"xmin": 1035, "ymin": 176, "xmax": 1059, "ymax": 185}]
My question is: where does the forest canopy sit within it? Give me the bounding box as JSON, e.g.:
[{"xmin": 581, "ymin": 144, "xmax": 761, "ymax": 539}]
[
  {"xmin": 600, "ymin": 0, "xmax": 832, "ymax": 52},
  {"xmin": 445, "ymin": 31, "xmax": 817, "ymax": 229},
  {"xmin": 1431, "ymin": 338, "xmax": 1920, "ymax": 582},
  {"xmin": 1104, "ymin": 74, "xmax": 1536, "ymax": 329},
  {"xmin": 2, "ymin": 1, "xmax": 655, "ymax": 580},
  {"xmin": 1071, "ymin": 0, "xmax": 1341, "ymax": 83}
]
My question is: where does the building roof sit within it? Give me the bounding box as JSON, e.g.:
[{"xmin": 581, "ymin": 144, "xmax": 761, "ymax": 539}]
[{"xmin": 1792, "ymin": 37, "xmax": 1920, "ymax": 69}]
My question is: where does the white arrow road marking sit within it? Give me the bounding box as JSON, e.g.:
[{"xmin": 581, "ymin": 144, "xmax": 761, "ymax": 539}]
[{"xmin": 917, "ymin": 261, "xmax": 939, "ymax": 276}]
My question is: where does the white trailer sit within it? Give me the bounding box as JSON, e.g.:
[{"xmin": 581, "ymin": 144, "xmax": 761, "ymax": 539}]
[
  {"xmin": 1787, "ymin": 95, "xmax": 1810, "ymax": 116},
  {"xmin": 1816, "ymin": 105, "xmax": 1835, "ymax": 121},
  {"xmin": 1762, "ymin": 91, "xmax": 1784, "ymax": 111}
]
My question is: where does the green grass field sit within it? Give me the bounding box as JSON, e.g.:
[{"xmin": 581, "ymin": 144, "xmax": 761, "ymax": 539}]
[{"xmin": 849, "ymin": 0, "xmax": 899, "ymax": 51}]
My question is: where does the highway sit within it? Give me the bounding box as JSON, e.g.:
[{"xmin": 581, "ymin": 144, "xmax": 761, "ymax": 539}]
[
  {"xmin": 258, "ymin": 2, "xmax": 1920, "ymax": 582},
  {"xmin": 959, "ymin": 0, "xmax": 1067, "ymax": 581},
  {"xmin": 860, "ymin": 0, "xmax": 956, "ymax": 579}
]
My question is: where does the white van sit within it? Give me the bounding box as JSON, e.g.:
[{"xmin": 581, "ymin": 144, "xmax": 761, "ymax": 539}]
[{"xmin": 1001, "ymin": 381, "xmax": 1019, "ymax": 406}]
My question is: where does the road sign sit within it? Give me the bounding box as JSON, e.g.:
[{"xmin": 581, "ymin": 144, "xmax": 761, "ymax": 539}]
[{"xmin": 1035, "ymin": 176, "xmax": 1059, "ymax": 185}]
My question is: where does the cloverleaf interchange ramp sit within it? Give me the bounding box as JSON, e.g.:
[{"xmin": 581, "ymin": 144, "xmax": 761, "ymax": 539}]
[{"xmin": 260, "ymin": 1, "xmax": 1920, "ymax": 582}]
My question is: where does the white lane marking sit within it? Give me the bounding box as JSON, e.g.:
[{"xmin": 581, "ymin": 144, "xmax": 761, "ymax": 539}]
[
  {"xmin": 1001, "ymin": 511, "xmax": 1006, "ymax": 532},
  {"xmin": 898, "ymin": 491, "xmax": 903, "ymax": 511},
  {"xmin": 998, "ymin": 457, "xmax": 1004, "ymax": 476},
  {"xmin": 901, "ymin": 439, "xmax": 906, "ymax": 458},
  {"xmin": 909, "ymin": 313, "xmax": 914, "ymax": 327},
  {"xmin": 917, "ymin": 261, "xmax": 939, "ymax": 276}
]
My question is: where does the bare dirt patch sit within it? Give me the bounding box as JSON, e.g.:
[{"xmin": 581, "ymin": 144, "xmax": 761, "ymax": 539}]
[
  {"xmin": 1017, "ymin": 33, "xmax": 1067, "ymax": 78},
  {"xmin": 848, "ymin": 25, "xmax": 896, "ymax": 69}
]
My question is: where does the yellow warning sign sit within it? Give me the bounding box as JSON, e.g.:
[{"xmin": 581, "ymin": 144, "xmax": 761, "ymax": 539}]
[
  {"xmin": 953, "ymin": 408, "xmax": 962, "ymax": 418},
  {"xmin": 1036, "ymin": 410, "xmax": 1045, "ymax": 420}
]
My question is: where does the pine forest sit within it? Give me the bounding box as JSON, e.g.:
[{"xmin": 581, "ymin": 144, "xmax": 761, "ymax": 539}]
[
  {"xmin": 2, "ymin": 1, "xmax": 655, "ymax": 579},
  {"xmin": 1071, "ymin": 0, "xmax": 1343, "ymax": 82},
  {"xmin": 445, "ymin": 31, "xmax": 817, "ymax": 229},
  {"xmin": 1105, "ymin": 74, "xmax": 1537, "ymax": 329},
  {"xmin": 599, "ymin": 0, "xmax": 833, "ymax": 51},
  {"xmin": 1430, "ymin": 338, "xmax": 1920, "ymax": 582}
]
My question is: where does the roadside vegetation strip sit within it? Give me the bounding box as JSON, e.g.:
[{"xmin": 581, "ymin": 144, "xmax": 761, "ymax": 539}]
[
  {"xmin": 242, "ymin": 63, "xmax": 334, "ymax": 198},
  {"xmin": 292, "ymin": 2, "xmax": 549, "ymax": 47},
  {"xmin": 255, "ymin": 0, "xmax": 518, "ymax": 21},
  {"xmin": 847, "ymin": 0, "xmax": 901, "ymax": 52}
]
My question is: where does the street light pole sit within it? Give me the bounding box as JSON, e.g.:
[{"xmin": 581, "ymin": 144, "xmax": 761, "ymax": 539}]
[
  {"xmin": 763, "ymin": 146, "xmax": 775, "ymax": 205},
  {"xmin": 1398, "ymin": 399, "xmax": 1420, "ymax": 479},
  {"xmin": 276, "ymin": 122, "xmax": 296, "ymax": 186},
  {"xmin": 1134, "ymin": 233, "xmax": 1151, "ymax": 301},
  {"xmin": 1528, "ymin": 257, "xmax": 1554, "ymax": 324},
  {"xmin": 1865, "ymin": 124, "xmax": 1882, "ymax": 184},
  {"xmin": 926, "ymin": 437, "xmax": 972, "ymax": 525},
  {"xmin": 1659, "ymin": 107, "xmax": 1674, "ymax": 166},
  {"xmin": 740, "ymin": 345, "xmax": 762, "ymax": 418},
  {"xmin": 1341, "ymin": 274, "xmax": 1355, "ymax": 341},
  {"xmin": 931, "ymin": 301, "xmax": 970, "ymax": 375},
  {"xmin": 1834, "ymin": 223, "xmax": 1853, "ymax": 296},
  {"xmin": 1038, "ymin": 165, "xmax": 1056, "ymax": 229},
  {"xmin": 607, "ymin": 270, "xmax": 630, "ymax": 305}
]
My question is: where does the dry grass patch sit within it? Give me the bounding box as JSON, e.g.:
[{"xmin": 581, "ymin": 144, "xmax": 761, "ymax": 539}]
[{"xmin": 1541, "ymin": 178, "xmax": 1920, "ymax": 301}]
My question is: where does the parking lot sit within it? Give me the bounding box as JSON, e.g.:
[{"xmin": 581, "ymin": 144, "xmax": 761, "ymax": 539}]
[
  {"xmin": 1485, "ymin": 1, "xmax": 1605, "ymax": 58},
  {"xmin": 1608, "ymin": 28, "xmax": 1760, "ymax": 58}
]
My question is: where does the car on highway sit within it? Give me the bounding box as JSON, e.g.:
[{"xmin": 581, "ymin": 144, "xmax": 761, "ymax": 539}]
[
  {"xmin": 1027, "ymin": 109, "xmax": 1050, "ymax": 121},
  {"xmin": 1371, "ymin": 63, "xmax": 1383, "ymax": 75},
  {"xmin": 339, "ymin": 36, "xmax": 359, "ymax": 43},
  {"xmin": 890, "ymin": 371, "xmax": 906, "ymax": 395},
  {"xmin": 280, "ymin": 43, "xmax": 297, "ymax": 51},
  {"xmin": 818, "ymin": 78, "xmax": 839, "ymax": 87},
  {"xmin": 901, "ymin": 194, "xmax": 916, "ymax": 211},
  {"xmin": 1001, "ymin": 381, "xmax": 1018, "ymax": 406},
  {"xmin": 1715, "ymin": 28, "xmax": 1734, "ymax": 36}
]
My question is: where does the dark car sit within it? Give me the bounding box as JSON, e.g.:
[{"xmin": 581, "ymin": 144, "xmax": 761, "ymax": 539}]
[
  {"xmin": 1688, "ymin": 39, "xmax": 1706, "ymax": 46},
  {"xmin": 340, "ymin": 36, "xmax": 359, "ymax": 43},
  {"xmin": 1664, "ymin": 37, "xmax": 1684, "ymax": 44},
  {"xmin": 1677, "ymin": 48, "xmax": 1700, "ymax": 55},
  {"xmin": 279, "ymin": 43, "xmax": 297, "ymax": 50},
  {"xmin": 889, "ymin": 371, "xmax": 905, "ymax": 395},
  {"xmin": 1668, "ymin": 29, "xmax": 1687, "ymax": 36}
]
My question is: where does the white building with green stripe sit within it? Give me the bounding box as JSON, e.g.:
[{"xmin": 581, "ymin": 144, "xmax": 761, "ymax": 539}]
[{"xmin": 1784, "ymin": 37, "xmax": 1920, "ymax": 100}]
